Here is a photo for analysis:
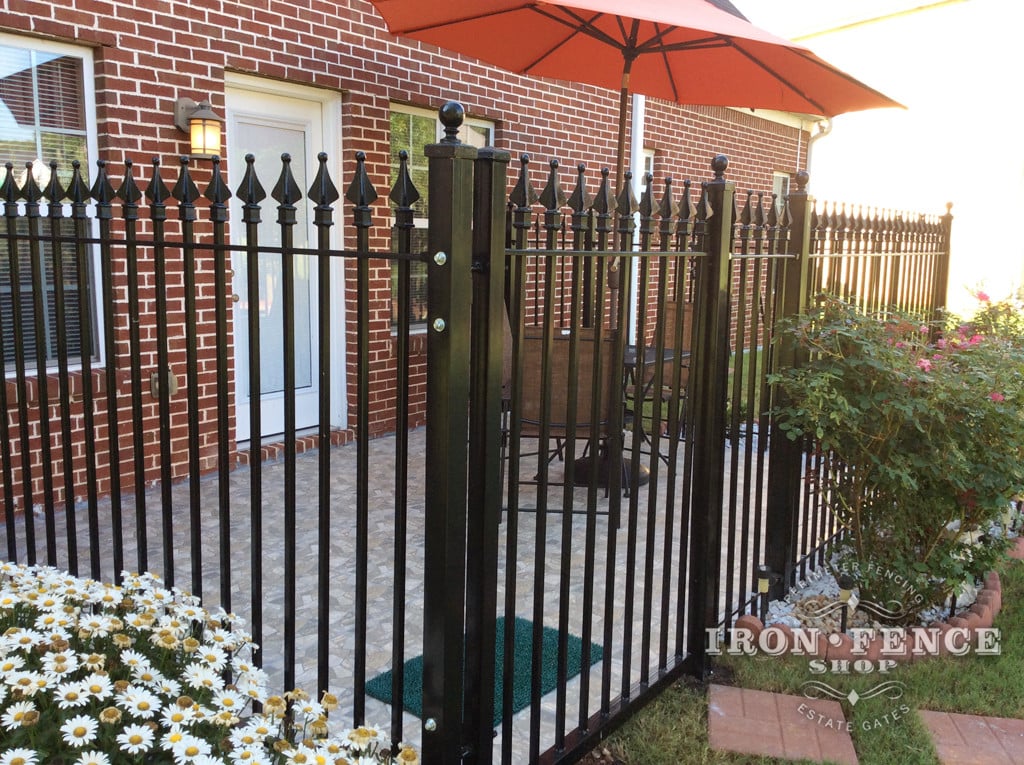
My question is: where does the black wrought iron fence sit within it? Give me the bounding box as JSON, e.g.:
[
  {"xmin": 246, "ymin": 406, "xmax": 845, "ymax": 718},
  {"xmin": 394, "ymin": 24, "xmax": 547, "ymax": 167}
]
[
  {"xmin": 0, "ymin": 102, "xmax": 952, "ymax": 765},
  {"xmin": 0, "ymin": 151, "xmax": 429, "ymax": 746}
]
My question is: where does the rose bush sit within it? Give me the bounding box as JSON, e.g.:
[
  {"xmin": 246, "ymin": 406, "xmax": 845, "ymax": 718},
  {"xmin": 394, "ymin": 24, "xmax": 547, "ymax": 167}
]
[
  {"xmin": 769, "ymin": 293, "xmax": 1024, "ymax": 615},
  {"xmin": 0, "ymin": 561, "xmax": 418, "ymax": 765}
]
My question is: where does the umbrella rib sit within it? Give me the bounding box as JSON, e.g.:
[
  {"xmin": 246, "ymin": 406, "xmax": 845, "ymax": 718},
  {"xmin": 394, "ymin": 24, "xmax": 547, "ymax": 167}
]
[
  {"xmin": 533, "ymin": 6, "xmax": 631, "ymax": 50},
  {"xmin": 726, "ymin": 40, "xmax": 828, "ymax": 114},
  {"xmin": 520, "ymin": 8, "xmax": 615, "ymax": 73},
  {"xmin": 652, "ymin": 23, "xmax": 679, "ymax": 103},
  {"xmin": 388, "ymin": 6, "xmax": 526, "ymax": 36}
]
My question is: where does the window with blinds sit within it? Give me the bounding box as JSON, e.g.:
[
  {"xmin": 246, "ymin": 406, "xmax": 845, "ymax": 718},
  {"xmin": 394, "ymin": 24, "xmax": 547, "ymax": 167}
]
[{"xmin": 0, "ymin": 38, "xmax": 93, "ymax": 368}]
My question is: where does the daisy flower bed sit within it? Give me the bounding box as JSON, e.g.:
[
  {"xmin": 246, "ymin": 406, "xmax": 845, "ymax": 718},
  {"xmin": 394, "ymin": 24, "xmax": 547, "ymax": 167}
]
[{"xmin": 0, "ymin": 561, "xmax": 418, "ymax": 765}]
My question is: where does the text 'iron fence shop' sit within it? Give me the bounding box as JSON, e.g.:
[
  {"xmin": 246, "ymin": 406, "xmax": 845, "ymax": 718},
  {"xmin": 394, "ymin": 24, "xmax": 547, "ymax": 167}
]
[{"xmin": 0, "ymin": 101, "xmax": 951, "ymax": 765}]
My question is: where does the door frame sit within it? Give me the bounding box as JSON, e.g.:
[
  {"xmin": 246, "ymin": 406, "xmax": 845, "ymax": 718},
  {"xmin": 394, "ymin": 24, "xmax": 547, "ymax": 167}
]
[{"xmin": 225, "ymin": 72, "xmax": 347, "ymax": 441}]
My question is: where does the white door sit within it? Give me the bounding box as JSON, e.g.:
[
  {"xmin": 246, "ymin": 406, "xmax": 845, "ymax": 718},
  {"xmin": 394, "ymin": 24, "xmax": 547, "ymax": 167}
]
[{"xmin": 226, "ymin": 82, "xmax": 342, "ymax": 441}]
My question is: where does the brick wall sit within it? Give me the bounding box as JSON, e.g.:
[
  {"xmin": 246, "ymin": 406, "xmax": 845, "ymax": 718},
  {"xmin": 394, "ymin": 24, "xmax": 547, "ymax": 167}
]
[{"xmin": 0, "ymin": 0, "xmax": 808, "ymax": 510}]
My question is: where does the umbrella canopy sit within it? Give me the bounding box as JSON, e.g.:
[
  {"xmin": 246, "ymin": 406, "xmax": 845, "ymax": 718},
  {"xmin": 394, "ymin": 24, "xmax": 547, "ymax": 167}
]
[{"xmin": 370, "ymin": 0, "xmax": 902, "ymax": 187}]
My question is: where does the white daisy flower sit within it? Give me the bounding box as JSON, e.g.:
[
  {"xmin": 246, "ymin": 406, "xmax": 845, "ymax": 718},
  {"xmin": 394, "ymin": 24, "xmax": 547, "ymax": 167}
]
[
  {"xmin": 6, "ymin": 670, "xmax": 46, "ymax": 697},
  {"xmin": 196, "ymin": 644, "xmax": 227, "ymax": 671},
  {"xmin": 182, "ymin": 664, "xmax": 224, "ymax": 693},
  {"xmin": 170, "ymin": 732, "xmax": 212, "ymax": 762},
  {"xmin": 0, "ymin": 700, "xmax": 36, "ymax": 730},
  {"xmin": 227, "ymin": 746, "xmax": 271, "ymax": 764},
  {"xmin": 116, "ymin": 723, "xmax": 156, "ymax": 754},
  {"xmin": 160, "ymin": 703, "xmax": 197, "ymax": 728},
  {"xmin": 118, "ymin": 686, "xmax": 163, "ymax": 719},
  {"xmin": 73, "ymin": 751, "xmax": 112, "ymax": 765},
  {"xmin": 120, "ymin": 649, "xmax": 150, "ymax": 670},
  {"xmin": 0, "ymin": 654, "xmax": 26, "ymax": 675},
  {"xmin": 60, "ymin": 713, "xmax": 99, "ymax": 747},
  {"xmin": 0, "ymin": 747, "xmax": 40, "ymax": 765},
  {"xmin": 81, "ymin": 672, "xmax": 113, "ymax": 700},
  {"xmin": 54, "ymin": 681, "xmax": 90, "ymax": 709}
]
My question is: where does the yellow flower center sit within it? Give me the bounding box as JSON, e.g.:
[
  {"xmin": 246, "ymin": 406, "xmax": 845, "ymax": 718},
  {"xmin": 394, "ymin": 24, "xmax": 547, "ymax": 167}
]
[
  {"xmin": 73, "ymin": 725, "xmax": 87, "ymax": 736},
  {"xmin": 138, "ymin": 701, "xmax": 150, "ymax": 711},
  {"xmin": 185, "ymin": 746, "xmax": 200, "ymax": 756},
  {"xmin": 130, "ymin": 734, "xmax": 143, "ymax": 744}
]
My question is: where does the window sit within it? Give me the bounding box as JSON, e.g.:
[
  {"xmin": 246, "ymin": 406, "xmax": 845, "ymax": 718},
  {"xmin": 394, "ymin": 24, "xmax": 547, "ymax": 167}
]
[
  {"xmin": 389, "ymin": 105, "xmax": 493, "ymax": 327},
  {"xmin": 0, "ymin": 36, "xmax": 96, "ymax": 368},
  {"xmin": 772, "ymin": 172, "xmax": 792, "ymax": 219}
]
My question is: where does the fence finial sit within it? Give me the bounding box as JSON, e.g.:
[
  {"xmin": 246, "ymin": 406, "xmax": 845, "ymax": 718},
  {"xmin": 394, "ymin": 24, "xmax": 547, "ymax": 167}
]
[
  {"xmin": 145, "ymin": 158, "xmax": 170, "ymax": 209},
  {"xmin": 389, "ymin": 149, "xmax": 419, "ymax": 210},
  {"xmin": 204, "ymin": 156, "xmax": 233, "ymax": 209},
  {"xmin": 438, "ymin": 101, "xmax": 464, "ymax": 144},
  {"xmin": 118, "ymin": 159, "xmax": 143, "ymax": 210},
  {"xmin": 309, "ymin": 152, "xmax": 340, "ymax": 211},
  {"xmin": 1, "ymin": 163, "xmax": 16, "ymax": 205},
  {"xmin": 91, "ymin": 159, "xmax": 115, "ymax": 219},
  {"xmin": 539, "ymin": 158, "xmax": 566, "ymax": 212},
  {"xmin": 20, "ymin": 161, "xmax": 42, "ymax": 205},
  {"xmin": 795, "ymin": 170, "xmax": 809, "ymax": 193},
  {"xmin": 508, "ymin": 154, "xmax": 538, "ymax": 209},
  {"xmin": 566, "ymin": 163, "xmax": 591, "ymax": 214},
  {"xmin": 615, "ymin": 170, "xmax": 638, "ymax": 218},
  {"xmin": 344, "ymin": 151, "xmax": 377, "ymax": 229},
  {"xmin": 44, "ymin": 160, "xmax": 66, "ymax": 207},
  {"xmin": 711, "ymin": 154, "xmax": 729, "ymax": 180}
]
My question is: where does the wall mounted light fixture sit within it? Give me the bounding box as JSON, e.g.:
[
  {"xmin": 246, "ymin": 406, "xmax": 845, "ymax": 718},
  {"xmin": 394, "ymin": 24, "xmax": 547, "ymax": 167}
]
[{"xmin": 174, "ymin": 97, "xmax": 223, "ymax": 158}]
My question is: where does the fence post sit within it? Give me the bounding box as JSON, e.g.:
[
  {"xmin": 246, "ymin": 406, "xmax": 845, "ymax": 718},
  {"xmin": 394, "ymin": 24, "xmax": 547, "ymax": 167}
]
[
  {"xmin": 462, "ymin": 143, "xmax": 510, "ymax": 765},
  {"xmin": 764, "ymin": 171, "xmax": 812, "ymax": 599},
  {"xmin": 687, "ymin": 155, "xmax": 734, "ymax": 676},
  {"xmin": 422, "ymin": 101, "xmax": 477, "ymax": 764},
  {"xmin": 932, "ymin": 203, "xmax": 953, "ymax": 322}
]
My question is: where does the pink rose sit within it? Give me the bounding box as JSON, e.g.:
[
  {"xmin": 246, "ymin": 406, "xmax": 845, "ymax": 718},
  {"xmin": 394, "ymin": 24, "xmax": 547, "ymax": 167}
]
[
  {"xmin": 989, "ymin": 391, "xmax": 1005, "ymax": 402},
  {"xmin": 978, "ymin": 291, "xmax": 990, "ymax": 303},
  {"xmin": 916, "ymin": 358, "xmax": 932, "ymax": 372}
]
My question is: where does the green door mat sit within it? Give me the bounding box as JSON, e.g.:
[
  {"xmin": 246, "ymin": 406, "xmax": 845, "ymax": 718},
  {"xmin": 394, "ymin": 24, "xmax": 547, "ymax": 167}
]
[{"xmin": 365, "ymin": 616, "xmax": 603, "ymax": 727}]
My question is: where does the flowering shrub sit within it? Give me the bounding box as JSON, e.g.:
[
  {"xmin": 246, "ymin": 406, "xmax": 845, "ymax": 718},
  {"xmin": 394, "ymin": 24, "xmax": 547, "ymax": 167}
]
[
  {"xmin": 769, "ymin": 294, "xmax": 1024, "ymax": 614},
  {"xmin": 0, "ymin": 562, "xmax": 418, "ymax": 765}
]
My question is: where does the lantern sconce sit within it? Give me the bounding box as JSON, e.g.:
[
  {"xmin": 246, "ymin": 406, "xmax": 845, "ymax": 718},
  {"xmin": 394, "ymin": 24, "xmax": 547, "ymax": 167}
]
[
  {"xmin": 756, "ymin": 565, "xmax": 771, "ymax": 623},
  {"xmin": 837, "ymin": 573, "xmax": 856, "ymax": 633},
  {"xmin": 174, "ymin": 97, "xmax": 223, "ymax": 158}
]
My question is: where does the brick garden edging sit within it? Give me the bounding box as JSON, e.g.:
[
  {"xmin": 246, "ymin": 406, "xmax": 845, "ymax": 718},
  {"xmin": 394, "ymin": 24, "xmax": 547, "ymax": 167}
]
[{"xmin": 732, "ymin": 568, "xmax": 1007, "ymax": 664}]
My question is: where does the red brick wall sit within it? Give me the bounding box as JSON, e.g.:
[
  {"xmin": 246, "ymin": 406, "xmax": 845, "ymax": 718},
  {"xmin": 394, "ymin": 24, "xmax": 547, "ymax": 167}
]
[{"xmin": 0, "ymin": 0, "xmax": 807, "ymax": 510}]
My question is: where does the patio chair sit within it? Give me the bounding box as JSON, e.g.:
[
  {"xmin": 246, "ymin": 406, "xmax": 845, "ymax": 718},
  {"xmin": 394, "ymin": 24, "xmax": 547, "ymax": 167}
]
[
  {"xmin": 628, "ymin": 299, "xmax": 693, "ymax": 450},
  {"xmin": 513, "ymin": 325, "xmax": 621, "ymax": 489}
]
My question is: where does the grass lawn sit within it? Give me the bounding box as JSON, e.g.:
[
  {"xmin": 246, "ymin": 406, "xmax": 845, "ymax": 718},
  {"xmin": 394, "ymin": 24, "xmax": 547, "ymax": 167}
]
[{"xmin": 605, "ymin": 557, "xmax": 1024, "ymax": 764}]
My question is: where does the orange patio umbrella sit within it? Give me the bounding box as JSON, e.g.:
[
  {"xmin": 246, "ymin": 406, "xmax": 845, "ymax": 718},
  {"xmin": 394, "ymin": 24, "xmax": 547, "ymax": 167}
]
[{"xmin": 369, "ymin": 0, "xmax": 902, "ymax": 189}]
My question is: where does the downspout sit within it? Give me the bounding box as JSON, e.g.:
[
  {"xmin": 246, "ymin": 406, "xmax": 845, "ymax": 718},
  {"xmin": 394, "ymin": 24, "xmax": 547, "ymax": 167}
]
[
  {"xmin": 628, "ymin": 93, "xmax": 646, "ymax": 342},
  {"xmin": 806, "ymin": 118, "xmax": 833, "ymax": 176}
]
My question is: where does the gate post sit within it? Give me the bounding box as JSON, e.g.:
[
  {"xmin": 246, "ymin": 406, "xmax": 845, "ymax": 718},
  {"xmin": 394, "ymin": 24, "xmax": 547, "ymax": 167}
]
[
  {"xmin": 462, "ymin": 144, "xmax": 510, "ymax": 765},
  {"xmin": 686, "ymin": 155, "xmax": 734, "ymax": 676},
  {"xmin": 764, "ymin": 171, "xmax": 812, "ymax": 599},
  {"xmin": 422, "ymin": 101, "xmax": 478, "ymax": 764}
]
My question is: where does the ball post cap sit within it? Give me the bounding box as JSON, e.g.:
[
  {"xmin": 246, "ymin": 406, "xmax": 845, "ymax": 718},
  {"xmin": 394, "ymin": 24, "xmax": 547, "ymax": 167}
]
[{"xmin": 438, "ymin": 101, "xmax": 465, "ymax": 142}]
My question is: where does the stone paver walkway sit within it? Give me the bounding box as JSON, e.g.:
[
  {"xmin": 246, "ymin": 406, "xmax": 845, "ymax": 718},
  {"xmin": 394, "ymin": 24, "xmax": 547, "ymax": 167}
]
[
  {"xmin": 707, "ymin": 684, "xmax": 859, "ymax": 764},
  {"xmin": 919, "ymin": 711, "xmax": 1024, "ymax": 765}
]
